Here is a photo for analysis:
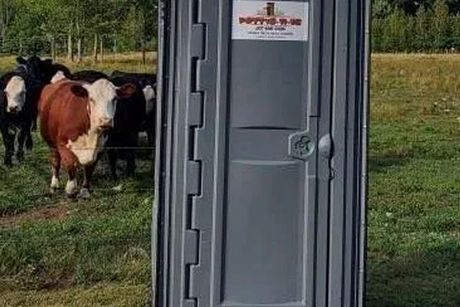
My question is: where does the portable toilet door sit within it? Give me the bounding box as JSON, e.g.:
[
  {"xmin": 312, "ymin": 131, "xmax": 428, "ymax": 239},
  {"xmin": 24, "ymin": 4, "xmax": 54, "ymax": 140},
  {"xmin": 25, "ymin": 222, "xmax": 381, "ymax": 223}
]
[{"xmin": 154, "ymin": 0, "xmax": 370, "ymax": 306}]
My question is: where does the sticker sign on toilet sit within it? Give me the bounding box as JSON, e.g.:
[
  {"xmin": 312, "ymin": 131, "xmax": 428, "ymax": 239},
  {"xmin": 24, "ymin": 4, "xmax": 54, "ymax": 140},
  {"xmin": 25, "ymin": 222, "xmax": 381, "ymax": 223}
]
[{"xmin": 232, "ymin": 1, "xmax": 309, "ymax": 42}]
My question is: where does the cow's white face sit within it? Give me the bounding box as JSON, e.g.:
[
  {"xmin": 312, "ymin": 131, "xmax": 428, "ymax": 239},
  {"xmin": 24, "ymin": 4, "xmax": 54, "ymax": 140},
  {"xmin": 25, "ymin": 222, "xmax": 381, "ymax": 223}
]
[
  {"xmin": 4, "ymin": 76, "xmax": 26, "ymax": 113},
  {"xmin": 143, "ymin": 85, "xmax": 156, "ymax": 114},
  {"xmin": 84, "ymin": 79, "xmax": 119, "ymax": 130},
  {"xmin": 51, "ymin": 71, "xmax": 66, "ymax": 84}
]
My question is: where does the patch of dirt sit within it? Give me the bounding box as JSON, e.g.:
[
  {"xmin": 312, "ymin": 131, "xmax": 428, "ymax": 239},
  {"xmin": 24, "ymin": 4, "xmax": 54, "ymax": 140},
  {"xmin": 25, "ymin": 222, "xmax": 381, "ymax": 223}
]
[{"xmin": 0, "ymin": 202, "xmax": 71, "ymax": 228}]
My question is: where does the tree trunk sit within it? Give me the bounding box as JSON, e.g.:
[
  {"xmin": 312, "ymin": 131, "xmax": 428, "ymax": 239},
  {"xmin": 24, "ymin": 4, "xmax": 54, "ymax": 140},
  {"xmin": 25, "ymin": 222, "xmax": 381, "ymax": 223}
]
[
  {"xmin": 76, "ymin": 21, "xmax": 82, "ymax": 62},
  {"xmin": 99, "ymin": 35, "xmax": 103, "ymax": 63},
  {"xmin": 93, "ymin": 33, "xmax": 98, "ymax": 64},
  {"xmin": 51, "ymin": 36, "xmax": 56, "ymax": 60},
  {"xmin": 77, "ymin": 38, "xmax": 82, "ymax": 62},
  {"xmin": 67, "ymin": 33, "xmax": 73, "ymax": 62}
]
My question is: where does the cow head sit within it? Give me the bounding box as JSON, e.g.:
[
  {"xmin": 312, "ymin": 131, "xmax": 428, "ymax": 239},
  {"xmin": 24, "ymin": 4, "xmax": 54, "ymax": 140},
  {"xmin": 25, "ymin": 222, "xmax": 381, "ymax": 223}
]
[
  {"xmin": 51, "ymin": 71, "xmax": 67, "ymax": 84},
  {"xmin": 16, "ymin": 56, "xmax": 60, "ymax": 83},
  {"xmin": 71, "ymin": 79, "xmax": 136, "ymax": 131},
  {"xmin": 143, "ymin": 85, "xmax": 156, "ymax": 114},
  {"xmin": 4, "ymin": 76, "xmax": 26, "ymax": 114}
]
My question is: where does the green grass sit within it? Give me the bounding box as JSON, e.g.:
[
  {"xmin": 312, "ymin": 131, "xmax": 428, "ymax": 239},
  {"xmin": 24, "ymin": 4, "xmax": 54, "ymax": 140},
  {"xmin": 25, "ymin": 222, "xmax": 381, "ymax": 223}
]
[
  {"xmin": 1, "ymin": 53, "xmax": 460, "ymax": 306},
  {"xmin": 367, "ymin": 54, "xmax": 460, "ymax": 307},
  {"xmin": 0, "ymin": 53, "xmax": 154, "ymax": 306}
]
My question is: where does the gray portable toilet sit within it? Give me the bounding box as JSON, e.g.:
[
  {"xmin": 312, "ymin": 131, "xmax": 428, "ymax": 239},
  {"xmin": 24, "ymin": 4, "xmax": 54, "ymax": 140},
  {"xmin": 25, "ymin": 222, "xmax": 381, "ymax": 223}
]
[{"xmin": 154, "ymin": 0, "xmax": 370, "ymax": 306}]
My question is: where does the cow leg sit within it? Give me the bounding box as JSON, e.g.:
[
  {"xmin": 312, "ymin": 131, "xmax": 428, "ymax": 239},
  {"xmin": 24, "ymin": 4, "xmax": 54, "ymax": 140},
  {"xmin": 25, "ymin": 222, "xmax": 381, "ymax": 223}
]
[
  {"xmin": 0, "ymin": 125, "xmax": 15, "ymax": 166},
  {"xmin": 59, "ymin": 146, "xmax": 79, "ymax": 198},
  {"xmin": 107, "ymin": 149, "xmax": 118, "ymax": 181},
  {"xmin": 126, "ymin": 149, "xmax": 136, "ymax": 177},
  {"xmin": 126, "ymin": 133, "xmax": 138, "ymax": 177},
  {"xmin": 25, "ymin": 130, "xmax": 33, "ymax": 151},
  {"xmin": 79, "ymin": 162, "xmax": 97, "ymax": 199},
  {"xmin": 49, "ymin": 149, "xmax": 61, "ymax": 194},
  {"xmin": 31, "ymin": 118, "xmax": 37, "ymax": 132},
  {"xmin": 16, "ymin": 124, "xmax": 31, "ymax": 162}
]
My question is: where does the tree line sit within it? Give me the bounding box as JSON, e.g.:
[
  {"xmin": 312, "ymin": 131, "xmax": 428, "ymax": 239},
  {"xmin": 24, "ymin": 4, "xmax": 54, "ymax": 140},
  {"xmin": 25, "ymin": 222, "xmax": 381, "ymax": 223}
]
[
  {"xmin": 0, "ymin": 0, "xmax": 157, "ymax": 61},
  {"xmin": 373, "ymin": 0, "xmax": 460, "ymax": 52}
]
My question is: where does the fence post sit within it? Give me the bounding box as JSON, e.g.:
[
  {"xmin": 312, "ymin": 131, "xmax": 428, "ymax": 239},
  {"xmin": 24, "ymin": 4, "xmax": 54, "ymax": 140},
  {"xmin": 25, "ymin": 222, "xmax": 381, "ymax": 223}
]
[{"xmin": 142, "ymin": 37, "xmax": 146, "ymax": 65}]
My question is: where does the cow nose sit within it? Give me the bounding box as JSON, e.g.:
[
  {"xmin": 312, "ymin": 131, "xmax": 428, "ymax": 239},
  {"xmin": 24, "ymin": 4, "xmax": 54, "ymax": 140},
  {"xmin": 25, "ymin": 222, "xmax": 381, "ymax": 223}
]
[
  {"xmin": 98, "ymin": 117, "xmax": 113, "ymax": 129},
  {"xmin": 8, "ymin": 106, "xmax": 19, "ymax": 113}
]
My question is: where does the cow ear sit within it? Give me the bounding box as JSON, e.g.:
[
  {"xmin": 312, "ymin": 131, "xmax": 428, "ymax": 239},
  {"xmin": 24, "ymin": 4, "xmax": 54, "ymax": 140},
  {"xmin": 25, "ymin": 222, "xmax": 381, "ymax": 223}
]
[
  {"xmin": 71, "ymin": 85, "xmax": 89, "ymax": 98},
  {"xmin": 117, "ymin": 83, "xmax": 137, "ymax": 99},
  {"xmin": 43, "ymin": 59, "xmax": 53, "ymax": 66},
  {"xmin": 16, "ymin": 57, "xmax": 27, "ymax": 65}
]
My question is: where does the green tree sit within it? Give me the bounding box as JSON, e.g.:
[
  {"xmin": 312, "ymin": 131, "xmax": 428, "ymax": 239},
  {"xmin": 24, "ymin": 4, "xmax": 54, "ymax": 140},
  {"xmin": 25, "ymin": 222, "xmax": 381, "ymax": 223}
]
[
  {"xmin": 382, "ymin": 10, "xmax": 408, "ymax": 52},
  {"xmin": 415, "ymin": 6, "xmax": 433, "ymax": 51},
  {"xmin": 432, "ymin": 0, "xmax": 451, "ymax": 50}
]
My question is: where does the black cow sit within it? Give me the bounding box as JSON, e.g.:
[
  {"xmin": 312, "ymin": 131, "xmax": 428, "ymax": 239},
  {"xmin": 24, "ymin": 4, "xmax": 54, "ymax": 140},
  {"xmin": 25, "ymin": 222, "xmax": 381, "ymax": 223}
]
[
  {"xmin": 70, "ymin": 70, "xmax": 110, "ymax": 83},
  {"xmin": 106, "ymin": 76, "xmax": 147, "ymax": 179},
  {"xmin": 0, "ymin": 66, "xmax": 45, "ymax": 166},
  {"xmin": 17, "ymin": 56, "xmax": 72, "ymax": 84},
  {"xmin": 16, "ymin": 56, "xmax": 72, "ymax": 131},
  {"xmin": 111, "ymin": 71, "xmax": 156, "ymax": 88},
  {"xmin": 110, "ymin": 71, "xmax": 157, "ymax": 148}
]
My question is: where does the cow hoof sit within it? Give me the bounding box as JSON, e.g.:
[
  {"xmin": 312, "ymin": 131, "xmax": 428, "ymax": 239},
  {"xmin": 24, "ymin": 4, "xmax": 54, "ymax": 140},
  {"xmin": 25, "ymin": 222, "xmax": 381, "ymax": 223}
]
[
  {"xmin": 16, "ymin": 152, "xmax": 24, "ymax": 162},
  {"xmin": 65, "ymin": 180, "xmax": 78, "ymax": 198},
  {"xmin": 66, "ymin": 192, "xmax": 78, "ymax": 199},
  {"xmin": 77, "ymin": 188, "xmax": 91, "ymax": 199}
]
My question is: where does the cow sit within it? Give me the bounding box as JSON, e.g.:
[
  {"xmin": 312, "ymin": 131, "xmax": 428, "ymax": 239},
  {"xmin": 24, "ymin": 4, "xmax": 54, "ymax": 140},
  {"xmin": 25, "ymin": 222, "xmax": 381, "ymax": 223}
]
[
  {"xmin": 50, "ymin": 70, "xmax": 110, "ymax": 84},
  {"xmin": 111, "ymin": 71, "xmax": 156, "ymax": 88},
  {"xmin": 71, "ymin": 70, "xmax": 110, "ymax": 83},
  {"xmin": 110, "ymin": 71, "xmax": 157, "ymax": 148},
  {"xmin": 106, "ymin": 76, "xmax": 148, "ymax": 180},
  {"xmin": 0, "ymin": 66, "xmax": 45, "ymax": 166},
  {"xmin": 16, "ymin": 56, "xmax": 72, "ymax": 131},
  {"xmin": 39, "ymin": 78, "xmax": 136, "ymax": 198},
  {"xmin": 16, "ymin": 56, "xmax": 72, "ymax": 84}
]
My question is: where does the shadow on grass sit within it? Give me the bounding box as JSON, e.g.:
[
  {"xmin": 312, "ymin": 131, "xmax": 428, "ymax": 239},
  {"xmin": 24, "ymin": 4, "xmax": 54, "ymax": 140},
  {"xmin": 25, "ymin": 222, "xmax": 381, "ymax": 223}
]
[
  {"xmin": 367, "ymin": 242, "xmax": 460, "ymax": 307},
  {"xmin": 369, "ymin": 149, "xmax": 414, "ymax": 173}
]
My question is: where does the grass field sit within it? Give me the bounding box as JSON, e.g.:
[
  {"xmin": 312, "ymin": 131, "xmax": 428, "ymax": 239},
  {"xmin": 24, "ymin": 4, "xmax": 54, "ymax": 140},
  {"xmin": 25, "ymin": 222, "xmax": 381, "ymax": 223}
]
[
  {"xmin": 368, "ymin": 54, "xmax": 460, "ymax": 307},
  {"xmin": 1, "ymin": 53, "xmax": 460, "ymax": 306}
]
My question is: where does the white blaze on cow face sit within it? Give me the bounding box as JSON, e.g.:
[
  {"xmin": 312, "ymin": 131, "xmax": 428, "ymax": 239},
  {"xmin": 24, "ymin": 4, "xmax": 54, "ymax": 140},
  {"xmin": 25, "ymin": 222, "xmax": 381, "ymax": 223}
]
[
  {"xmin": 83, "ymin": 79, "xmax": 118, "ymax": 130},
  {"xmin": 4, "ymin": 76, "xmax": 26, "ymax": 113},
  {"xmin": 143, "ymin": 85, "xmax": 156, "ymax": 114},
  {"xmin": 51, "ymin": 71, "xmax": 66, "ymax": 83}
]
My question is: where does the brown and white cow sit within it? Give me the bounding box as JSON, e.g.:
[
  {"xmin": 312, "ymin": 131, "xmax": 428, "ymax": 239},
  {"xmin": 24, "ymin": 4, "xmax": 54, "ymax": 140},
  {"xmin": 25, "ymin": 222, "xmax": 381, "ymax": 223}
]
[{"xmin": 39, "ymin": 79, "xmax": 136, "ymax": 198}]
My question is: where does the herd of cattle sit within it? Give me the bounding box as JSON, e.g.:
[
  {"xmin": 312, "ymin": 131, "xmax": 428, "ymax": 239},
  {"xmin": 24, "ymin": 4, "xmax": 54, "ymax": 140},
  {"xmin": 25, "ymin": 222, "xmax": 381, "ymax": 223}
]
[{"xmin": 0, "ymin": 56, "xmax": 157, "ymax": 198}]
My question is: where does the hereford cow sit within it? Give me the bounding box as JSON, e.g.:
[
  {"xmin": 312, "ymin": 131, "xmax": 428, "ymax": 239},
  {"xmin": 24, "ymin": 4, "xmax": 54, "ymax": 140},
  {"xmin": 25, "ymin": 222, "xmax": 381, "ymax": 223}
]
[
  {"xmin": 39, "ymin": 79, "xmax": 136, "ymax": 198},
  {"xmin": 0, "ymin": 66, "xmax": 45, "ymax": 165}
]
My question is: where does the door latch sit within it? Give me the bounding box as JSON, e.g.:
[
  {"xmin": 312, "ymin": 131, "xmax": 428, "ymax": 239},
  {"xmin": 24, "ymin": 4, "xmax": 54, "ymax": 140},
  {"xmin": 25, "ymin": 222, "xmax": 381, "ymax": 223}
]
[{"xmin": 289, "ymin": 131, "xmax": 315, "ymax": 161}]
